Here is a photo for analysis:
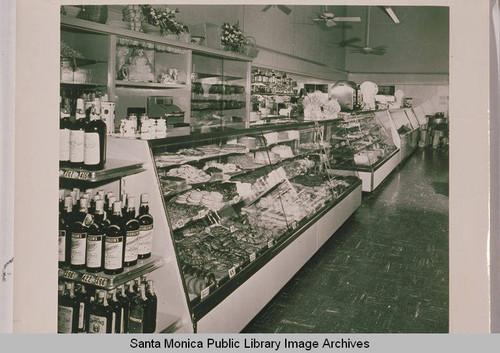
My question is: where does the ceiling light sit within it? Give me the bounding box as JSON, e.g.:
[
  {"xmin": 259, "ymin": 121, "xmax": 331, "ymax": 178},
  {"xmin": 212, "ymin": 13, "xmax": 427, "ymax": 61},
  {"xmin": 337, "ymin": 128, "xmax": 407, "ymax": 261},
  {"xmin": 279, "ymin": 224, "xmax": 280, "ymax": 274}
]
[{"xmin": 385, "ymin": 7, "xmax": 400, "ymax": 24}]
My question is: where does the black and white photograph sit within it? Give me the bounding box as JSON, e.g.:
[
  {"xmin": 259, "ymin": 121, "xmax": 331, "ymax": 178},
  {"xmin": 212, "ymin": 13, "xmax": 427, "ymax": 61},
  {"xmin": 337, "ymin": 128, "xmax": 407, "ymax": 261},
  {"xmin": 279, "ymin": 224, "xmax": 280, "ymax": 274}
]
[
  {"xmin": 55, "ymin": 2, "xmax": 449, "ymax": 334},
  {"xmin": 2, "ymin": 0, "xmax": 498, "ymax": 345}
]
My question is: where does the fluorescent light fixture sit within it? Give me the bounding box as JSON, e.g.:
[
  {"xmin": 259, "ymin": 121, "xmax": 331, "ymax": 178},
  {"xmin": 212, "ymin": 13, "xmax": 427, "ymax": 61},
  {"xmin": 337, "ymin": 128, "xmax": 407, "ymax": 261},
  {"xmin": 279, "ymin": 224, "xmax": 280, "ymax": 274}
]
[{"xmin": 385, "ymin": 7, "xmax": 400, "ymax": 24}]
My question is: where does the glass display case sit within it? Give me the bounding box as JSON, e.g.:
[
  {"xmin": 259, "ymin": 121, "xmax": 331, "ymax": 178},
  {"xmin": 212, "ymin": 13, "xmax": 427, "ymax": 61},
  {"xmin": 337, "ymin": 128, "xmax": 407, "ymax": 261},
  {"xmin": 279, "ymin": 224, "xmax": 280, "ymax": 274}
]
[
  {"xmin": 147, "ymin": 123, "xmax": 362, "ymax": 329},
  {"xmin": 388, "ymin": 108, "xmax": 420, "ymax": 162},
  {"xmin": 190, "ymin": 54, "xmax": 250, "ymax": 133},
  {"xmin": 323, "ymin": 111, "xmax": 400, "ymax": 192}
]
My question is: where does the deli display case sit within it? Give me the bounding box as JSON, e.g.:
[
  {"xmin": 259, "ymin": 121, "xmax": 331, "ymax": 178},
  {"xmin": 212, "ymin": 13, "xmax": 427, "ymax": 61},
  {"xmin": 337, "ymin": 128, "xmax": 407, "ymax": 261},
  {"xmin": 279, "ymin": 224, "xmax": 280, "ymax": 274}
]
[
  {"xmin": 96, "ymin": 122, "xmax": 362, "ymax": 333},
  {"xmin": 388, "ymin": 108, "xmax": 420, "ymax": 162},
  {"xmin": 323, "ymin": 111, "xmax": 400, "ymax": 192}
]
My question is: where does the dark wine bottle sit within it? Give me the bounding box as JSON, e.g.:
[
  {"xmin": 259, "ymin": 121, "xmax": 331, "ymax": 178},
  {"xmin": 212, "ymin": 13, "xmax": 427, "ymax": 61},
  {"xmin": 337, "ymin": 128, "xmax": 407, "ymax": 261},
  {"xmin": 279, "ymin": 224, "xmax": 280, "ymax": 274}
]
[
  {"xmin": 128, "ymin": 283, "xmax": 150, "ymax": 333},
  {"xmin": 145, "ymin": 280, "xmax": 157, "ymax": 333},
  {"xmin": 75, "ymin": 283, "xmax": 90, "ymax": 333},
  {"xmin": 70, "ymin": 198, "xmax": 92, "ymax": 270},
  {"xmin": 59, "ymin": 196, "xmax": 72, "ymax": 265},
  {"xmin": 86, "ymin": 199, "xmax": 105, "ymax": 273},
  {"xmin": 138, "ymin": 193, "xmax": 153, "ymax": 259},
  {"xmin": 124, "ymin": 196, "xmax": 139, "ymax": 267},
  {"xmin": 88, "ymin": 290, "xmax": 113, "ymax": 334},
  {"xmin": 116, "ymin": 284, "xmax": 130, "ymax": 333},
  {"xmin": 69, "ymin": 99, "xmax": 87, "ymax": 168},
  {"xmin": 104, "ymin": 201, "xmax": 125, "ymax": 275},
  {"xmin": 58, "ymin": 282, "xmax": 79, "ymax": 333},
  {"xmin": 59, "ymin": 100, "xmax": 71, "ymax": 168},
  {"xmin": 84, "ymin": 103, "xmax": 107, "ymax": 170},
  {"xmin": 107, "ymin": 289, "xmax": 122, "ymax": 333}
]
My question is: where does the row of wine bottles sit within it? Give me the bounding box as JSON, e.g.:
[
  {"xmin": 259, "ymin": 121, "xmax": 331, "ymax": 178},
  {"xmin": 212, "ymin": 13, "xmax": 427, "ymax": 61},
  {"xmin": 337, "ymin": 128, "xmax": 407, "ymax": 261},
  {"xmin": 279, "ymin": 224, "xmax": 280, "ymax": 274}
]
[
  {"xmin": 58, "ymin": 277, "xmax": 157, "ymax": 334},
  {"xmin": 59, "ymin": 188, "xmax": 154, "ymax": 275},
  {"xmin": 60, "ymin": 97, "xmax": 107, "ymax": 170}
]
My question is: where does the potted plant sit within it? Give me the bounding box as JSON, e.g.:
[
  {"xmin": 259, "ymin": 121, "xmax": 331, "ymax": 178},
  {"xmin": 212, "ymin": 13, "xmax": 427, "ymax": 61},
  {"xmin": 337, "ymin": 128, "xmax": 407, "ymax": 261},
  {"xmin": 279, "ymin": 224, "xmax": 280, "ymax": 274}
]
[
  {"xmin": 221, "ymin": 22, "xmax": 245, "ymax": 53},
  {"xmin": 141, "ymin": 5, "xmax": 189, "ymax": 40}
]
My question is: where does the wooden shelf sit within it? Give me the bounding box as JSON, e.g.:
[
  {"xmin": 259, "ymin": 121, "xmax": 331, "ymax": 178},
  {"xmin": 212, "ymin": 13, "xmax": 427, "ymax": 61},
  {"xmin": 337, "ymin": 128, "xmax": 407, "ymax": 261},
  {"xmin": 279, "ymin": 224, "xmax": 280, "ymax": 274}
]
[
  {"xmin": 59, "ymin": 158, "xmax": 144, "ymax": 182},
  {"xmin": 61, "ymin": 16, "xmax": 254, "ymax": 62}
]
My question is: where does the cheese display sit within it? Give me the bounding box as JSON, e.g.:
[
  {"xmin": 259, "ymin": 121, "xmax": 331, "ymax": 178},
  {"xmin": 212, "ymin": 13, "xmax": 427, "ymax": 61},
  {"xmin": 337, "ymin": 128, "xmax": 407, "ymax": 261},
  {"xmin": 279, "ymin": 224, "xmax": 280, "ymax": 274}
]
[
  {"xmin": 166, "ymin": 165, "xmax": 211, "ymax": 184},
  {"xmin": 271, "ymin": 145, "xmax": 294, "ymax": 159}
]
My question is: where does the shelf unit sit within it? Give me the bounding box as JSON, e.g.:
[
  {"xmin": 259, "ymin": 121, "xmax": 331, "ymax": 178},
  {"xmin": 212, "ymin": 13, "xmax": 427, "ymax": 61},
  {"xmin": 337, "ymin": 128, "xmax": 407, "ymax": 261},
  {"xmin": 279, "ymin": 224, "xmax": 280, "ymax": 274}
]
[{"xmin": 61, "ymin": 16, "xmax": 254, "ymax": 135}]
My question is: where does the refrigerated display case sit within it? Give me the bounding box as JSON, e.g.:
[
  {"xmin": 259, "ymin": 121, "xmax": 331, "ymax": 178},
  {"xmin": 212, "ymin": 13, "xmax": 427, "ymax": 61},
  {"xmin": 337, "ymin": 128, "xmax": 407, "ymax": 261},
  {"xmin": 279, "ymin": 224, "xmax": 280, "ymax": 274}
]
[
  {"xmin": 388, "ymin": 108, "xmax": 420, "ymax": 162},
  {"xmin": 102, "ymin": 122, "xmax": 362, "ymax": 332},
  {"xmin": 323, "ymin": 111, "xmax": 400, "ymax": 192}
]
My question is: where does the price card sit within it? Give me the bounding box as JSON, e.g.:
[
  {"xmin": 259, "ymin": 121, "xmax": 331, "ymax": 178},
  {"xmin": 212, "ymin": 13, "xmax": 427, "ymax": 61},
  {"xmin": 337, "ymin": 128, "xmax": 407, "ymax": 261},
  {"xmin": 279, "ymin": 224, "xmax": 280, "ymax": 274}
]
[
  {"xmin": 94, "ymin": 277, "xmax": 107, "ymax": 287},
  {"xmin": 229, "ymin": 225, "xmax": 236, "ymax": 233},
  {"xmin": 198, "ymin": 210, "xmax": 207, "ymax": 219},
  {"xmin": 291, "ymin": 221, "xmax": 298, "ymax": 230},
  {"xmin": 268, "ymin": 240, "xmax": 274, "ymax": 248},
  {"xmin": 232, "ymin": 195, "xmax": 241, "ymax": 203},
  {"xmin": 228, "ymin": 267, "xmax": 236, "ymax": 278},
  {"xmin": 200, "ymin": 286, "xmax": 210, "ymax": 300},
  {"xmin": 64, "ymin": 270, "xmax": 76, "ymax": 279},
  {"xmin": 176, "ymin": 219, "xmax": 185, "ymax": 229},
  {"xmin": 81, "ymin": 274, "xmax": 96, "ymax": 284},
  {"xmin": 249, "ymin": 252, "xmax": 257, "ymax": 262}
]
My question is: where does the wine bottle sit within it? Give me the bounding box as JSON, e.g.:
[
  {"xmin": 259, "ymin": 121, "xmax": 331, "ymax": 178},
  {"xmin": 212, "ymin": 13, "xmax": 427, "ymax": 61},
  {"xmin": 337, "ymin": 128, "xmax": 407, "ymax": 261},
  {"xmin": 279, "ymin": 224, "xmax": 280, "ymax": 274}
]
[
  {"xmin": 84, "ymin": 102, "xmax": 107, "ymax": 170},
  {"xmin": 88, "ymin": 290, "xmax": 113, "ymax": 333},
  {"xmin": 70, "ymin": 198, "xmax": 92, "ymax": 270},
  {"xmin": 59, "ymin": 196, "xmax": 72, "ymax": 265},
  {"xmin": 116, "ymin": 284, "xmax": 130, "ymax": 333},
  {"xmin": 70, "ymin": 99, "xmax": 87, "ymax": 168},
  {"xmin": 138, "ymin": 193, "xmax": 153, "ymax": 259},
  {"xmin": 104, "ymin": 201, "xmax": 125, "ymax": 275},
  {"xmin": 60, "ymin": 100, "xmax": 71, "ymax": 168},
  {"xmin": 121, "ymin": 193, "xmax": 128, "ymax": 216},
  {"xmin": 86, "ymin": 199, "xmax": 105, "ymax": 273},
  {"xmin": 124, "ymin": 196, "xmax": 139, "ymax": 267},
  {"xmin": 75, "ymin": 283, "xmax": 90, "ymax": 333},
  {"xmin": 107, "ymin": 289, "xmax": 122, "ymax": 333},
  {"xmin": 128, "ymin": 283, "xmax": 150, "ymax": 333},
  {"xmin": 63, "ymin": 196, "xmax": 73, "ymax": 264},
  {"xmin": 145, "ymin": 280, "xmax": 157, "ymax": 333},
  {"xmin": 105, "ymin": 195, "xmax": 116, "ymax": 224},
  {"xmin": 58, "ymin": 282, "xmax": 79, "ymax": 333}
]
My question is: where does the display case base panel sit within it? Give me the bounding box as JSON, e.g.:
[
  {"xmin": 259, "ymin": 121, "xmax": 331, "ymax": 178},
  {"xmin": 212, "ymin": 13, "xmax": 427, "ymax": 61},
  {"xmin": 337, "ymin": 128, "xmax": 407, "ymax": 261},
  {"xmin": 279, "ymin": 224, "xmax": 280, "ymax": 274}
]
[
  {"xmin": 195, "ymin": 184, "xmax": 362, "ymax": 333},
  {"xmin": 329, "ymin": 152, "xmax": 400, "ymax": 192}
]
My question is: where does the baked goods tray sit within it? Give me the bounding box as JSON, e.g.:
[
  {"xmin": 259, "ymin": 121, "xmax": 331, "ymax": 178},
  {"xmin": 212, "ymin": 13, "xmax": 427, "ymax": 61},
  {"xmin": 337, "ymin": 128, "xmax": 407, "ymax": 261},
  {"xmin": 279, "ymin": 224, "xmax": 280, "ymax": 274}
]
[
  {"xmin": 155, "ymin": 149, "xmax": 248, "ymax": 168},
  {"xmin": 59, "ymin": 159, "xmax": 144, "ymax": 182}
]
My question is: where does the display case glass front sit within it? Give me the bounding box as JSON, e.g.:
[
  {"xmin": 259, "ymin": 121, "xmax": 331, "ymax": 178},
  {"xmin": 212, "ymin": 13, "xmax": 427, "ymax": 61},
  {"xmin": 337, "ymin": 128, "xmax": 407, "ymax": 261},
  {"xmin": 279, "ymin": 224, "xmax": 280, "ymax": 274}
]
[
  {"xmin": 325, "ymin": 112, "xmax": 398, "ymax": 170},
  {"xmin": 191, "ymin": 54, "xmax": 249, "ymax": 133},
  {"xmin": 389, "ymin": 109, "xmax": 414, "ymax": 136},
  {"xmin": 148, "ymin": 123, "xmax": 360, "ymax": 319}
]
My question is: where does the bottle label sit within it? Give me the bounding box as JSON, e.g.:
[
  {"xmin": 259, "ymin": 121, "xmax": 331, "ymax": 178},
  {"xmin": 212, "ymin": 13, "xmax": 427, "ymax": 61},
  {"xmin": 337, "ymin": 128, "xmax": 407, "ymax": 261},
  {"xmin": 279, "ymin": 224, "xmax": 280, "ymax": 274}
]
[
  {"xmin": 78, "ymin": 302, "xmax": 85, "ymax": 330},
  {"xmin": 71, "ymin": 232, "xmax": 87, "ymax": 266},
  {"xmin": 86, "ymin": 234, "xmax": 103, "ymax": 268},
  {"xmin": 104, "ymin": 234, "xmax": 124, "ymax": 270},
  {"xmin": 69, "ymin": 130, "xmax": 84, "ymax": 163},
  {"xmin": 59, "ymin": 128, "xmax": 70, "ymax": 161},
  {"xmin": 84, "ymin": 132, "xmax": 100, "ymax": 165},
  {"xmin": 125, "ymin": 229, "xmax": 139, "ymax": 262},
  {"xmin": 138, "ymin": 224, "xmax": 153, "ymax": 255},
  {"xmin": 88, "ymin": 314, "xmax": 107, "ymax": 334},
  {"xmin": 128, "ymin": 306, "xmax": 144, "ymax": 333},
  {"xmin": 58, "ymin": 305, "xmax": 73, "ymax": 333},
  {"xmin": 58, "ymin": 230, "xmax": 66, "ymax": 262}
]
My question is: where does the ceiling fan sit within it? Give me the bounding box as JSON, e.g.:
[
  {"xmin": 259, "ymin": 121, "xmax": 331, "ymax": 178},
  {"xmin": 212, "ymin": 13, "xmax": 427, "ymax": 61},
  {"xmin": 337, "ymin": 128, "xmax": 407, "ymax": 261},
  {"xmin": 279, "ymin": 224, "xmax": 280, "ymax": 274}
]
[
  {"xmin": 261, "ymin": 5, "xmax": 292, "ymax": 15},
  {"xmin": 313, "ymin": 6, "xmax": 361, "ymax": 27},
  {"xmin": 346, "ymin": 7, "xmax": 387, "ymax": 55}
]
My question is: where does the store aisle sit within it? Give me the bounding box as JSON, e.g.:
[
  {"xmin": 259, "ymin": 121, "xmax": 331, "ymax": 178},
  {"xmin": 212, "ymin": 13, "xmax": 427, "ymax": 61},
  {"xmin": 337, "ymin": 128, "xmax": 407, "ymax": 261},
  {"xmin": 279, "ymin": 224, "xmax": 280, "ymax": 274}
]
[{"xmin": 242, "ymin": 148, "xmax": 449, "ymax": 333}]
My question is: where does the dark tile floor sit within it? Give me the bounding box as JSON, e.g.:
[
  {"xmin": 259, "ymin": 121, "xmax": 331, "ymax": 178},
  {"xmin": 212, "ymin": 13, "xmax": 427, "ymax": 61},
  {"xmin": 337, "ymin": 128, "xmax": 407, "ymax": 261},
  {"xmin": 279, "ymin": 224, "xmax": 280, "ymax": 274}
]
[{"xmin": 242, "ymin": 148, "xmax": 449, "ymax": 333}]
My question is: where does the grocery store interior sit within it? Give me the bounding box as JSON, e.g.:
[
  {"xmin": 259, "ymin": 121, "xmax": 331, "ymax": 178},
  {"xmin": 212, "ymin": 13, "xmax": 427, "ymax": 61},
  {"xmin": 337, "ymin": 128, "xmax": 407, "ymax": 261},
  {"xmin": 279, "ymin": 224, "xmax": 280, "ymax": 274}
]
[{"xmin": 57, "ymin": 4, "xmax": 449, "ymax": 334}]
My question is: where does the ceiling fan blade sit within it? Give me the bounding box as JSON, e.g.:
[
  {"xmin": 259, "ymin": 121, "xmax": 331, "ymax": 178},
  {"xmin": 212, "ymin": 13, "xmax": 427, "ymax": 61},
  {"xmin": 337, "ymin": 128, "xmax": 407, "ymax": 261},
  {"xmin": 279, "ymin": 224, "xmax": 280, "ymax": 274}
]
[
  {"xmin": 277, "ymin": 5, "xmax": 292, "ymax": 15},
  {"xmin": 262, "ymin": 5, "xmax": 272, "ymax": 12},
  {"xmin": 333, "ymin": 17, "xmax": 361, "ymax": 22},
  {"xmin": 313, "ymin": 18, "xmax": 323, "ymax": 21},
  {"xmin": 345, "ymin": 44, "xmax": 364, "ymax": 49},
  {"xmin": 344, "ymin": 37, "xmax": 362, "ymax": 44},
  {"xmin": 325, "ymin": 19, "xmax": 337, "ymax": 27}
]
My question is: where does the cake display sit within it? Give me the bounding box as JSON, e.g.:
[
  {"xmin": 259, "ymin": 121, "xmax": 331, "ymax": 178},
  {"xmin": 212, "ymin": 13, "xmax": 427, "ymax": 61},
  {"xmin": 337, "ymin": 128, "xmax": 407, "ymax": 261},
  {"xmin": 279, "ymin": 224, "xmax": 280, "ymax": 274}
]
[
  {"xmin": 237, "ymin": 136, "xmax": 258, "ymax": 150},
  {"xmin": 127, "ymin": 48, "xmax": 155, "ymax": 82},
  {"xmin": 262, "ymin": 132, "xmax": 278, "ymax": 145},
  {"xmin": 228, "ymin": 153, "xmax": 255, "ymax": 169}
]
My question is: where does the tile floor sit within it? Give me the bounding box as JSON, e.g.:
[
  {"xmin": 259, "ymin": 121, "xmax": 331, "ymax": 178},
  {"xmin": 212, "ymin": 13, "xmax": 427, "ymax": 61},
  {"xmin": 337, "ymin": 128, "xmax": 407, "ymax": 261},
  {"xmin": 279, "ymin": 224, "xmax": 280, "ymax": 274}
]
[{"xmin": 242, "ymin": 148, "xmax": 449, "ymax": 333}]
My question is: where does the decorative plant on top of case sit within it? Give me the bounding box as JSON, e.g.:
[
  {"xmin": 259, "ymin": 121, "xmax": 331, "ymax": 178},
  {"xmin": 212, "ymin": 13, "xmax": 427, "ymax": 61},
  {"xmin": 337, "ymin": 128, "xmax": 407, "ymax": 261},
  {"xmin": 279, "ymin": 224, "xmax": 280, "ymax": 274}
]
[
  {"xmin": 141, "ymin": 5, "xmax": 188, "ymax": 35},
  {"xmin": 221, "ymin": 22, "xmax": 245, "ymax": 52}
]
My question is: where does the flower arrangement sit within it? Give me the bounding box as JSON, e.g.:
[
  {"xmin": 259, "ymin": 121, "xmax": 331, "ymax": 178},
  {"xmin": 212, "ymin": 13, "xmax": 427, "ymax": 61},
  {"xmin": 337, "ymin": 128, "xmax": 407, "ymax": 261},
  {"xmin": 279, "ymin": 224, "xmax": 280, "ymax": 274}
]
[
  {"xmin": 221, "ymin": 22, "xmax": 245, "ymax": 52},
  {"xmin": 141, "ymin": 5, "xmax": 188, "ymax": 35},
  {"xmin": 303, "ymin": 91, "xmax": 341, "ymax": 120}
]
